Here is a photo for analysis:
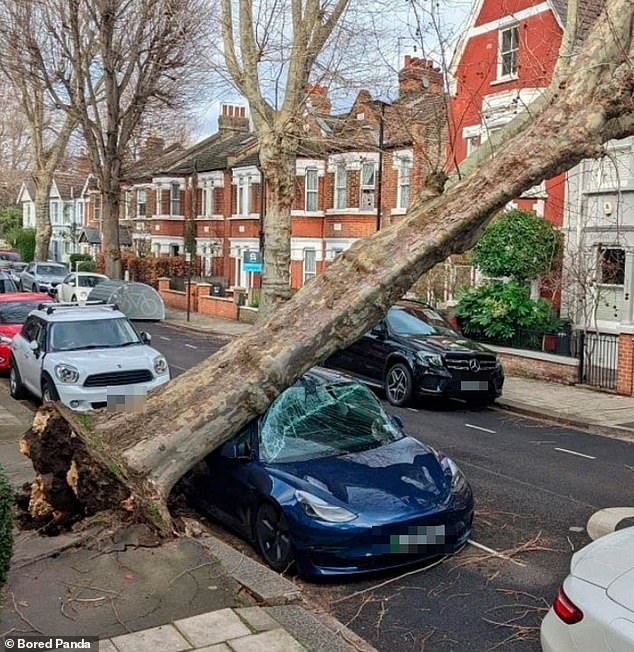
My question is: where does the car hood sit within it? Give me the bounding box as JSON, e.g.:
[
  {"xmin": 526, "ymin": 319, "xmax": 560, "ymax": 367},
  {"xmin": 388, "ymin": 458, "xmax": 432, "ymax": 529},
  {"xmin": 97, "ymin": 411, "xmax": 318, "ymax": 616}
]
[
  {"xmin": 46, "ymin": 345, "xmax": 161, "ymax": 372},
  {"xmin": 37, "ymin": 275, "xmax": 68, "ymax": 284},
  {"xmin": 571, "ymin": 527, "xmax": 634, "ymax": 609},
  {"xmin": 267, "ymin": 437, "xmax": 452, "ymax": 518},
  {"xmin": 394, "ymin": 333, "xmax": 494, "ymax": 354}
]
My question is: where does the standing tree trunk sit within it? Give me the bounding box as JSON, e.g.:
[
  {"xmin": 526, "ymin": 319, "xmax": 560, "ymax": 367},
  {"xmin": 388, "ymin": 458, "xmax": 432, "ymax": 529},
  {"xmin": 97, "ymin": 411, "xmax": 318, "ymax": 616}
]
[
  {"xmin": 258, "ymin": 134, "xmax": 298, "ymax": 319},
  {"xmin": 19, "ymin": 0, "xmax": 634, "ymax": 531},
  {"xmin": 33, "ymin": 176, "xmax": 53, "ymax": 261}
]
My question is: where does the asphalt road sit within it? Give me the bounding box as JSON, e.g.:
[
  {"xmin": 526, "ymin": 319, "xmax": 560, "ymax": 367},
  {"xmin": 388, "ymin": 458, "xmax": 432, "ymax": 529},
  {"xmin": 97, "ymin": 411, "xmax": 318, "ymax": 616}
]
[
  {"xmin": 9, "ymin": 321, "xmax": 633, "ymax": 651},
  {"xmin": 137, "ymin": 322, "xmax": 634, "ymax": 652}
]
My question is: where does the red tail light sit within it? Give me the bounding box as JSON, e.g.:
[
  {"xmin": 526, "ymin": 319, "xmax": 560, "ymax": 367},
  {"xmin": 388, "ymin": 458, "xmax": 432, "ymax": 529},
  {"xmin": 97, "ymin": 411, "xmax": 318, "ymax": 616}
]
[{"xmin": 553, "ymin": 586, "xmax": 584, "ymax": 624}]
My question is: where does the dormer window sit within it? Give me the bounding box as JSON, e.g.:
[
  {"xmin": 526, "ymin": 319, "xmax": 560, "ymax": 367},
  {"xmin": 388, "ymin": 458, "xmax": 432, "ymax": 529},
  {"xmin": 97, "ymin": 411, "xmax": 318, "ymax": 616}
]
[{"xmin": 499, "ymin": 25, "xmax": 519, "ymax": 79}]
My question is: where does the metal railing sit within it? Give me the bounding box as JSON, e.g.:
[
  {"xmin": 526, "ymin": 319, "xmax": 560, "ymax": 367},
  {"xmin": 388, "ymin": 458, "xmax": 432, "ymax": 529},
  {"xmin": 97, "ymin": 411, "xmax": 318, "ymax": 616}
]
[
  {"xmin": 474, "ymin": 328, "xmax": 576, "ymax": 358},
  {"xmin": 578, "ymin": 331, "xmax": 619, "ymax": 391}
]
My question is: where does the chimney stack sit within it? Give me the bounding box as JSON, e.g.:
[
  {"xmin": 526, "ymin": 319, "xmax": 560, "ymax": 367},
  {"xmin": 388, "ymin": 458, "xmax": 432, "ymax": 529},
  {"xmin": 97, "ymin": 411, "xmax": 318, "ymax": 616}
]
[
  {"xmin": 305, "ymin": 84, "xmax": 331, "ymax": 115},
  {"xmin": 218, "ymin": 103, "xmax": 250, "ymax": 134},
  {"xmin": 398, "ymin": 56, "xmax": 443, "ymax": 99}
]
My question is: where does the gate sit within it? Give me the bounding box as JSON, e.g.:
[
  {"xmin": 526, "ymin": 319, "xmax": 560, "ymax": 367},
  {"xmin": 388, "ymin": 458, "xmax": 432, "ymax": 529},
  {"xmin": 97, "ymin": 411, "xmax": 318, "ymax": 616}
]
[{"xmin": 578, "ymin": 331, "xmax": 619, "ymax": 391}]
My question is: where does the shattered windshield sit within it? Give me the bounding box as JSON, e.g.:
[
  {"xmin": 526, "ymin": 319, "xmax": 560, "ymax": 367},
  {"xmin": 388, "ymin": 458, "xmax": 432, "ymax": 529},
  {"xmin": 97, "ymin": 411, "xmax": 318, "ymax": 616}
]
[{"xmin": 259, "ymin": 379, "xmax": 403, "ymax": 463}]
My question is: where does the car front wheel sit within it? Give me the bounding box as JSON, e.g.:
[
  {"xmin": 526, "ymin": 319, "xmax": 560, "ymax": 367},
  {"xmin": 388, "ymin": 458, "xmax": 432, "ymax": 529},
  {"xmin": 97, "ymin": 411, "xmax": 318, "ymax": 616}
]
[
  {"xmin": 254, "ymin": 502, "xmax": 294, "ymax": 573},
  {"xmin": 9, "ymin": 362, "xmax": 26, "ymax": 400},
  {"xmin": 385, "ymin": 362, "xmax": 414, "ymax": 407},
  {"xmin": 41, "ymin": 376, "xmax": 60, "ymax": 403}
]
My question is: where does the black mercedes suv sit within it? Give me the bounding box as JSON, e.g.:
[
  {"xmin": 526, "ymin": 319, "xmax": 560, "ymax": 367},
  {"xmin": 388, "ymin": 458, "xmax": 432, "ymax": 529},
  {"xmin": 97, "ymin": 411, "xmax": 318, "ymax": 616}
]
[{"xmin": 325, "ymin": 300, "xmax": 504, "ymax": 406}]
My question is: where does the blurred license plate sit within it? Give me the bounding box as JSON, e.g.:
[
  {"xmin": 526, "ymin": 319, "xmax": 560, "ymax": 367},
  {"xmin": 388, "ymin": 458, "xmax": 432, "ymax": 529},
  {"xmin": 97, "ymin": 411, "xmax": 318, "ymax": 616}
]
[{"xmin": 461, "ymin": 381, "xmax": 489, "ymax": 390}]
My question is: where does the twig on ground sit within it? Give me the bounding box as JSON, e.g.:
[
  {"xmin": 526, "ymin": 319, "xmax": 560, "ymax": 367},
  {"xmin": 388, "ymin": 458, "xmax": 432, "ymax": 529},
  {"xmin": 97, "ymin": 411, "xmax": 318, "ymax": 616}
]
[
  {"xmin": 332, "ymin": 556, "xmax": 448, "ymax": 604},
  {"xmin": 110, "ymin": 597, "xmax": 130, "ymax": 633},
  {"xmin": 168, "ymin": 562, "xmax": 213, "ymax": 585},
  {"xmin": 11, "ymin": 592, "xmax": 45, "ymax": 634}
]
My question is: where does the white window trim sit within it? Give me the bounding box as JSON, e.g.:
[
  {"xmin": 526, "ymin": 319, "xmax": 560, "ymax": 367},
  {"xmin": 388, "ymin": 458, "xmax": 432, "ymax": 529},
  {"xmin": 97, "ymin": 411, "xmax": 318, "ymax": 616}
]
[
  {"xmin": 170, "ymin": 183, "xmax": 182, "ymax": 216},
  {"xmin": 137, "ymin": 189, "xmax": 147, "ymax": 217},
  {"xmin": 296, "ymin": 159, "xmax": 326, "ymax": 177},
  {"xmin": 497, "ymin": 24, "xmax": 519, "ymax": 82}
]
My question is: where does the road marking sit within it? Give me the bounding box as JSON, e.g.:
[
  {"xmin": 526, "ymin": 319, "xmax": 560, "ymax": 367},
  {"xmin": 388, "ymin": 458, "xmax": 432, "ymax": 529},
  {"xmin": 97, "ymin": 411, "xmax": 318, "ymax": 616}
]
[
  {"xmin": 554, "ymin": 447, "xmax": 596, "ymax": 460},
  {"xmin": 467, "ymin": 539, "xmax": 526, "ymax": 567},
  {"xmin": 465, "ymin": 423, "xmax": 496, "ymax": 434},
  {"xmin": 169, "ymin": 363, "xmax": 188, "ymax": 372},
  {"xmin": 407, "ymin": 408, "xmax": 418, "ymax": 412},
  {"xmin": 184, "ymin": 344, "xmax": 197, "ymax": 349},
  {"xmin": 160, "ymin": 336, "xmax": 171, "ymax": 341}
]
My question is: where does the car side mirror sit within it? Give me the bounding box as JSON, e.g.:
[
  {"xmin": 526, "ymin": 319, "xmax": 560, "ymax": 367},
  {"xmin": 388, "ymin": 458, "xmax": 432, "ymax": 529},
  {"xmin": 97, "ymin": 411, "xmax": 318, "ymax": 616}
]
[
  {"xmin": 371, "ymin": 323, "xmax": 387, "ymax": 338},
  {"xmin": 29, "ymin": 340, "xmax": 40, "ymax": 356},
  {"xmin": 0, "ymin": 334, "xmax": 12, "ymax": 345},
  {"xmin": 140, "ymin": 332, "xmax": 152, "ymax": 345},
  {"xmin": 221, "ymin": 441, "xmax": 251, "ymax": 463},
  {"xmin": 391, "ymin": 415, "xmax": 404, "ymax": 429}
]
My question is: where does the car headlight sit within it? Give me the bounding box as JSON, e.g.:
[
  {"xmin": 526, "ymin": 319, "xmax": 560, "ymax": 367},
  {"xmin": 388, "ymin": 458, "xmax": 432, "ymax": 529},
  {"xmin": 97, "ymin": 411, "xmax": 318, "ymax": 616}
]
[
  {"xmin": 54, "ymin": 364, "xmax": 80, "ymax": 384},
  {"xmin": 417, "ymin": 351, "xmax": 444, "ymax": 367},
  {"xmin": 153, "ymin": 355, "xmax": 168, "ymax": 375},
  {"xmin": 295, "ymin": 490, "xmax": 357, "ymax": 523},
  {"xmin": 439, "ymin": 456, "xmax": 467, "ymax": 493}
]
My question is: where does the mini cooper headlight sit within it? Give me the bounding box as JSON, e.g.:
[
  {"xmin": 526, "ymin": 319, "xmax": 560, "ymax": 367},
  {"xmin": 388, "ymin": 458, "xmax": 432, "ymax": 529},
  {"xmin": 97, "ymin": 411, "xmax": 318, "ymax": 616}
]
[
  {"xmin": 54, "ymin": 364, "xmax": 80, "ymax": 384},
  {"xmin": 295, "ymin": 490, "xmax": 357, "ymax": 523},
  {"xmin": 153, "ymin": 355, "xmax": 168, "ymax": 375}
]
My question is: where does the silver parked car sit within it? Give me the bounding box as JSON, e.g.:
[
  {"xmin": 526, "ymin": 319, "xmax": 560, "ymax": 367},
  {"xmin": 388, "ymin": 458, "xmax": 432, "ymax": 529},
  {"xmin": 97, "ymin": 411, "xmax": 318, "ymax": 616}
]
[{"xmin": 19, "ymin": 262, "xmax": 69, "ymax": 293}]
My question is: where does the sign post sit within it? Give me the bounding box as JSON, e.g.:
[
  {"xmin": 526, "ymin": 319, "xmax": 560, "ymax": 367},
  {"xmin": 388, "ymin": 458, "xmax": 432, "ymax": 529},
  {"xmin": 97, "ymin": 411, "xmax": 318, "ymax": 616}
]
[{"xmin": 185, "ymin": 251, "xmax": 192, "ymax": 322}]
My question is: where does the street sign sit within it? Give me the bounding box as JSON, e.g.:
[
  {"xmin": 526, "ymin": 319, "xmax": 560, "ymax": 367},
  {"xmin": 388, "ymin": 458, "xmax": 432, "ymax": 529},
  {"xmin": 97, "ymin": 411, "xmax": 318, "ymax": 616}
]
[{"xmin": 243, "ymin": 250, "xmax": 263, "ymax": 272}]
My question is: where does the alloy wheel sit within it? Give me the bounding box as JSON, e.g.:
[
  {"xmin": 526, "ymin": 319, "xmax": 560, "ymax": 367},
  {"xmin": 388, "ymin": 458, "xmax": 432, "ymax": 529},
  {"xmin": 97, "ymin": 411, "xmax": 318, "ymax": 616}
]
[
  {"xmin": 255, "ymin": 503, "xmax": 293, "ymax": 571},
  {"xmin": 385, "ymin": 363, "xmax": 413, "ymax": 406}
]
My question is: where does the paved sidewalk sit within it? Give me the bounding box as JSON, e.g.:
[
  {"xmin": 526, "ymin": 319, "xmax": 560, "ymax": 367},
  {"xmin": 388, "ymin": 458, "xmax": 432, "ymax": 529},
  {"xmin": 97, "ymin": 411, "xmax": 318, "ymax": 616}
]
[
  {"xmin": 498, "ymin": 376, "xmax": 634, "ymax": 440},
  {"xmin": 164, "ymin": 308, "xmax": 253, "ymax": 338}
]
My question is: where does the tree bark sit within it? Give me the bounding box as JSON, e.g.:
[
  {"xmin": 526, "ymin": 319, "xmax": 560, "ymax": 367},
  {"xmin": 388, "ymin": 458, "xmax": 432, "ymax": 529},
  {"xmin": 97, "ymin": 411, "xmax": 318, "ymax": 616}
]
[
  {"xmin": 257, "ymin": 134, "xmax": 298, "ymax": 320},
  {"xmin": 33, "ymin": 176, "xmax": 53, "ymax": 261},
  {"xmin": 20, "ymin": 0, "xmax": 634, "ymax": 531}
]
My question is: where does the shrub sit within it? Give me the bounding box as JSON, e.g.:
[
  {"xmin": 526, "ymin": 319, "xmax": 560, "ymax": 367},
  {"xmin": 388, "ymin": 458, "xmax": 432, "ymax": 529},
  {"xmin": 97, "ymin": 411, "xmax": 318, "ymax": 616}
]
[
  {"xmin": 0, "ymin": 464, "xmax": 13, "ymax": 589},
  {"xmin": 472, "ymin": 209, "xmax": 561, "ymax": 281},
  {"xmin": 6, "ymin": 227, "xmax": 36, "ymax": 262},
  {"xmin": 69, "ymin": 253, "xmax": 93, "ymax": 267},
  {"xmin": 77, "ymin": 260, "xmax": 97, "ymax": 272},
  {"xmin": 455, "ymin": 280, "xmax": 561, "ymax": 340}
]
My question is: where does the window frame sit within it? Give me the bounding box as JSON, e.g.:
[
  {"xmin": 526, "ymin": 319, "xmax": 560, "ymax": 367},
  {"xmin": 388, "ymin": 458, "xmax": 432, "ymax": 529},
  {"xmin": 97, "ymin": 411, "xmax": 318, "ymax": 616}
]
[
  {"xmin": 397, "ymin": 162, "xmax": 412, "ymax": 210},
  {"xmin": 137, "ymin": 189, "xmax": 147, "ymax": 217},
  {"xmin": 335, "ymin": 164, "xmax": 347, "ymax": 209},
  {"xmin": 360, "ymin": 162, "xmax": 376, "ymax": 210},
  {"xmin": 170, "ymin": 183, "xmax": 181, "ymax": 216},
  {"xmin": 303, "ymin": 248, "xmax": 317, "ymax": 284},
  {"xmin": 599, "ymin": 247, "xmax": 626, "ymax": 286},
  {"xmin": 93, "ymin": 195, "xmax": 102, "ymax": 221},
  {"xmin": 305, "ymin": 168, "xmax": 319, "ymax": 212},
  {"xmin": 498, "ymin": 24, "xmax": 519, "ymax": 80}
]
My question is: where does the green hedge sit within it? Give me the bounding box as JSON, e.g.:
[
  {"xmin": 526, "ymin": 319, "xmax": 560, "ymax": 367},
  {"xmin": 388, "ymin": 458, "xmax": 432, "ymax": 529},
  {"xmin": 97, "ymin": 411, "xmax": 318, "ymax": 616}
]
[{"xmin": 0, "ymin": 464, "xmax": 13, "ymax": 588}]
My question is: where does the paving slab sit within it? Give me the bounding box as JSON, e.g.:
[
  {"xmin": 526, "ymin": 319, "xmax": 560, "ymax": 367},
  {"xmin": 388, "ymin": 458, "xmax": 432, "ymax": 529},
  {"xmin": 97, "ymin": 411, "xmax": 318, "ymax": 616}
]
[
  {"xmin": 196, "ymin": 645, "xmax": 233, "ymax": 652},
  {"xmin": 227, "ymin": 629, "xmax": 306, "ymax": 652},
  {"xmin": 235, "ymin": 606, "xmax": 280, "ymax": 632},
  {"xmin": 110, "ymin": 624, "xmax": 191, "ymax": 652},
  {"xmin": 174, "ymin": 608, "xmax": 251, "ymax": 647}
]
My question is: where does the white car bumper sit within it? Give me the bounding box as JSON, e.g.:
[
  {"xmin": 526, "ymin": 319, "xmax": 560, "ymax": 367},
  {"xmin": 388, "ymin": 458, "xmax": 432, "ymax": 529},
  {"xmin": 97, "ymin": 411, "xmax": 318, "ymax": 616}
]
[{"xmin": 55, "ymin": 373, "xmax": 170, "ymax": 411}]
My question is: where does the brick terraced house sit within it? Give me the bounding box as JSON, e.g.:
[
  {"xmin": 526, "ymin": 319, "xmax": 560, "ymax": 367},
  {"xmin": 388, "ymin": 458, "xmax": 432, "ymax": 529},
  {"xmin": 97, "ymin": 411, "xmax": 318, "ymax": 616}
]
[{"xmin": 112, "ymin": 56, "xmax": 447, "ymax": 291}]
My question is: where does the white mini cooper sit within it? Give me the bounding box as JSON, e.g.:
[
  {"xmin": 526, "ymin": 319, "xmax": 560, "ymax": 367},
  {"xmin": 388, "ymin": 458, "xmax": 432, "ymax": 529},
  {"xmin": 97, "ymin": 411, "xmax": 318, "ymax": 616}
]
[{"xmin": 8, "ymin": 303, "xmax": 170, "ymax": 411}]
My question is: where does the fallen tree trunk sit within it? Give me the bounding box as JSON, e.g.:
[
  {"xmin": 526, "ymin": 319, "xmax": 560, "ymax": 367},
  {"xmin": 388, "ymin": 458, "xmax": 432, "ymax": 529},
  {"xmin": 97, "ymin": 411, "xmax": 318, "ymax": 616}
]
[{"xmin": 20, "ymin": 0, "xmax": 634, "ymax": 532}]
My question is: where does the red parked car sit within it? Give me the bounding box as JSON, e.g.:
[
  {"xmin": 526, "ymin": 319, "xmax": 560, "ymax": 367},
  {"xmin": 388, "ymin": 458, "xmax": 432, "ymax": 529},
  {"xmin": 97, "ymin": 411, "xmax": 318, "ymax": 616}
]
[{"xmin": 0, "ymin": 292, "xmax": 50, "ymax": 371}]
